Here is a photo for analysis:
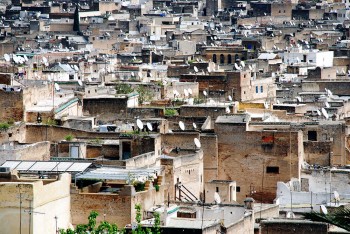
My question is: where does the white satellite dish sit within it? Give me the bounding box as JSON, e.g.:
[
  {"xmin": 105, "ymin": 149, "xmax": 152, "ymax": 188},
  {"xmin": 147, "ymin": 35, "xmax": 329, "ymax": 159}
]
[
  {"xmin": 234, "ymin": 63, "xmax": 240, "ymax": 70},
  {"xmin": 174, "ymin": 90, "xmax": 179, "ymax": 97},
  {"xmin": 320, "ymin": 205, "xmax": 328, "ymax": 215},
  {"xmin": 194, "ymin": 66, "xmax": 199, "ymax": 73},
  {"xmin": 24, "ymin": 55, "xmax": 28, "ymax": 61},
  {"xmin": 203, "ymin": 90, "xmax": 208, "ymax": 96},
  {"xmin": 325, "ymin": 102, "xmax": 330, "ymax": 108},
  {"xmin": 193, "ymin": 123, "xmax": 197, "ymax": 129},
  {"xmin": 4, "ymin": 54, "xmax": 10, "ymax": 62},
  {"xmin": 296, "ymin": 96, "xmax": 301, "ymax": 103},
  {"xmin": 42, "ymin": 57, "xmax": 48, "ymax": 64},
  {"xmin": 184, "ymin": 89, "xmax": 189, "ymax": 97},
  {"xmin": 136, "ymin": 119, "xmax": 143, "ymax": 130},
  {"xmin": 321, "ymin": 108, "xmax": 329, "ymax": 119},
  {"xmin": 131, "ymin": 72, "xmax": 135, "ymax": 77},
  {"xmin": 214, "ymin": 192, "xmax": 221, "ymax": 204},
  {"xmin": 188, "ymin": 88, "xmax": 193, "ymax": 95},
  {"xmin": 248, "ymin": 65, "xmax": 253, "ymax": 71},
  {"xmin": 78, "ymin": 80, "xmax": 83, "ymax": 86},
  {"xmin": 138, "ymin": 71, "xmax": 142, "ymax": 78},
  {"xmin": 225, "ymin": 107, "xmax": 230, "ymax": 113},
  {"xmin": 194, "ymin": 138, "xmax": 201, "ymax": 148},
  {"xmin": 207, "ymin": 67, "xmax": 211, "ymax": 73},
  {"xmin": 228, "ymin": 95, "xmax": 232, "ymax": 101},
  {"xmin": 168, "ymin": 129, "xmax": 173, "ymax": 133},
  {"xmin": 240, "ymin": 61, "xmax": 245, "ymax": 68},
  {"xmin": 54, "ymin": 83, "xmax": 60, "ymax": 91},
  {"xmin": 74, "ymin": 65, "xmax": 79, "ymax": 71},
  {"xmin": 146, "ymin": 123, "xmax": 153, "ymax": 131},
  {"xmin": 179, "ymin": 121, "xmax": 185, "ymax": 131},
  {"xmin": 264, "ymin": 102, "xmax": 268, "ymax": 109},
  {"xmin": 334, "ymin": 191, "xmax": 340, "ymax": 201},
  {"xmin": 317, "ymin": 110, "xmax": 321, "ymax": 116}
]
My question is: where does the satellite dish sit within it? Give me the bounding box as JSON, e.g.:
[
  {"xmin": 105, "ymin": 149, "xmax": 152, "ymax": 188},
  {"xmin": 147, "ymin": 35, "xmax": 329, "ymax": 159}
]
[
  {"xmin": 207, "ymin": 67, "xmax": 211, "ymax": 73},
  {"xmin": 334, "ymin": 191, "xmax": 340, "ymax": 201},
  {"xmin": 228, "ymin": 95, "xmax": 232, "ymax": 101},
  {"xmin": 325, "ymin": 102, "xmax": 330, "ymax": 108},
  {"xmin": 317, "ymin": 110, "xmax": 321, "ymax": 116},
  {"xmin": 214, "ymin": 192, "xmax": 221, "ymax": 204},
  {"xmin": 146, "ymin": 123, "xmax": 153, "ymax": 131},
  {"xmin": 203, "ymin": 90, "xmax": 208, "ymax": 96},
  {"xmin": 24, "ymin": 55, "xmax": 28, "ymax": 61},
  {"xmin": 193, "ymin": 123, "xmax": 197, "ymax": 129},
  {"xmin": 240, "ymin": 61, "xmax": 245, "ymax": 68},
  {"xmin": 42, "ymin": 57, "xmax": 48, "ymax": 63},
  {"xmin": 188, "ymin": 88, "xmax": 193, "ymax": 95},
  {"xmin": 194, "ymin": 66, "xmax": 199, "ymax": 73},
  {"xmin": 131, "ymin": 72, "xmax": 135, "ymax": 77},
  {"xmin": 168, "ymin": 129, "xmax": 173, "ymax": 133},
  {"xmin": 179, "ymin": 121, "xmax": 185, "ymax": 131},
  {"xmin": 138, "ymin": 71, "xmax": 142, "ymax": 78},
  {"xmin": 184, "ymin": 89, "xmax": 189, "ymax": 97},
  {"xmin": 4, "ymin": 54, "xmax": 10, "ymax": 62},
  {"xmin": 234, "ymin": 63, "xmax": 240, "ymax": 70},
  {"xmin": 54, "ymin": 83, "xmax": 60, "ymax": 91},
  {"xmin": 320, "ymin": 205, "xmax": 328, "ymax": 215},
  {"xmin": 321, "ymin": 108, "xmax": 329, "ymax": 119},
  {"xmin": 248, "ymin": 65, "xmax": 253, "ymax": 71},
  {"xmin": 264, "ymin": 102, "xmax": 268, "ymax": 109},
  {"xmin": 194, "ymin": 138, "xmax": 201, "ymax": 148},
  {"xmin": 78, "ymin": 80, "xmax": 83, "ymax": 86},
  {"xmin": 136, "ymin": 119, "xmax": 143, "ymax": 130},
  {"xmin": 225, "ymin": 107, "xmax": 230, "ymax": 113},
  {"xmin": 74, "ymin": 65, "xmax": 79, "ymax": 71}
]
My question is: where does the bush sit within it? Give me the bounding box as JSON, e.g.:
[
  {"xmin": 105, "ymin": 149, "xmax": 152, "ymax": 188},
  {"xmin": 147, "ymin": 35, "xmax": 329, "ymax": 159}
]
[
  {"xmin": 64, "ymin": 134, "xmax": 74, "ymax": 141},
  {"xmin": 0, "ymin": 122, "xmax": 10, "ymax": 131},
  {"xmin": 164, "ymin": 109, "xmax": 178, "ymax": 116}
]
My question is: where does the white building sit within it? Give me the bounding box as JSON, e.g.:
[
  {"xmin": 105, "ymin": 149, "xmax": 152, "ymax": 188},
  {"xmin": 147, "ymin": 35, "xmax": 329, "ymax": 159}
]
[{"xmin": 283, "ymin": 47, "xmax": 334, "ymax": 68}]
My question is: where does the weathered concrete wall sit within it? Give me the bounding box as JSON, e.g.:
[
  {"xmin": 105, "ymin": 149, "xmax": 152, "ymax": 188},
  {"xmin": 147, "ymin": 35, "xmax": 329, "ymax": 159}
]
[
  {"xmin": 0, "ymin": 141, "xmax": 50, "ymax": 164},
  {"xmin": 83, "ymin": 98, "xmax": 128, "ymax": 122},
  {"xmin": 201, "ymin": 133, "xmax": 219, "ymax": 182},
  {"xmin": 215, "ymin": 121, "xmax": 303, "ymax": 203},
  {"xmin": 260, "ymin": 220, "xmax": 327, "ymax": 234},
  {"xmin": 71, "ymin": 184, "xmax": 165, "ymax": 228}
]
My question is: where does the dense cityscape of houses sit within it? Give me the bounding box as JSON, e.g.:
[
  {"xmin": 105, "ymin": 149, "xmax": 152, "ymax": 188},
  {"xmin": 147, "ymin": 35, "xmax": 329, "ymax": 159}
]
[{"xmin": 0, "ymin": 0, "xmax": 350, "ymax": 233}]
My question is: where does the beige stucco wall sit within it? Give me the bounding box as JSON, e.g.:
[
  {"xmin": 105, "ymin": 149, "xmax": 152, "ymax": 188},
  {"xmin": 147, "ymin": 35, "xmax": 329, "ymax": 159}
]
[{"xmin": 0, "ymin": 173, "xmax": 71, "ymax": 234}]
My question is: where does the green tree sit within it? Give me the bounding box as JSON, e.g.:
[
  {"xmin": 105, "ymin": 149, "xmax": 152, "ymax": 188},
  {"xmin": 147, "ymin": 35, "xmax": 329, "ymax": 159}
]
[
  {"xmin": 73, "ymin": 6, "xmax": 80, "ymax": 32},
  {"xmin": 137, "ymin": 86, "xmax": 153, "ymax": 105},
  {"xmin": 303, "ymin": 208, "xmax": 350, "ymax": 231},
  {"xmin": 115, "ymin": 83, "xmax": 134, "ymax": 94}
]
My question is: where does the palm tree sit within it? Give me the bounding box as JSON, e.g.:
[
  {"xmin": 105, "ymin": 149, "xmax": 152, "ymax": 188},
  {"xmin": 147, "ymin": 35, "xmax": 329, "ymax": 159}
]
[{"xmin": 303, "ymin": 208, "xmax": 350, "ymax": 231}]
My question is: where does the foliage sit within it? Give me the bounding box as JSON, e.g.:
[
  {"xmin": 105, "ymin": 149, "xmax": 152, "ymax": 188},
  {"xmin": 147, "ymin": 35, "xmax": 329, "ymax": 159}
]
[
  {"xmin": 45, "ymin": 117, "xmax": 57, "ymax": 126},
  {"xmin": 303, "ymin": 208, "xmax": 350, "ymax": 231},
  {"xmin": 193, "ymin": 98, "xmax": 205, "ymax": 104},
  {"xmin": 90, "ymin": 138, "xmax": 102, "ymax": 144},
  {"xmin": 0, "ymin": 122, "xmax": 10, "ymax": 131},
  {"xmin": 137, "ymin": 86, "xmax": 153, "ymax": 105},
  {"xmin": 115, "ymin": 83, "xmax": 134, "ymax": 94},
  {"xmin": 164, "ymin": 109, "xmax": 178, "ymax": 117},
  {"xmin": 73, "ymin": 6, "xmax": 80, "ymax": 32},
  {"xmin": 64, "ymin": 134, "xmax": 74, "ymax": 141},
  {"xmin": 154, "ymin": 184, "xmax": 160, "ymax": 192}
]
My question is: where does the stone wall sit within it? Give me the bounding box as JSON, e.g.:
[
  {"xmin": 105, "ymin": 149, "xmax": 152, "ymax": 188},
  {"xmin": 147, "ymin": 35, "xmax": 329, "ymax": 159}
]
[
  {"xmin": 0, "ymin": 89, "xmax": 23, "ymax": 121},
  {"xmin": 260, "ymin": 220, "xmax": 327, "ymax": 234},
  {"xmin": 83, "ymin": 97, "xmax": 128, "ymax": 122}
]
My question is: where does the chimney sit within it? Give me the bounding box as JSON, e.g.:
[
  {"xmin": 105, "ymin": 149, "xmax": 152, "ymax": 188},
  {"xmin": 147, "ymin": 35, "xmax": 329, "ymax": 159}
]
[{"xmin": 244, "ymin": 197, "xmax": 255, "ymax": 210}]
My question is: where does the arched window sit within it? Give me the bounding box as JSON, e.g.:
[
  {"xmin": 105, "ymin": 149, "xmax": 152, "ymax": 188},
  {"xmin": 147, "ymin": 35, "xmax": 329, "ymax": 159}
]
[
  {"xmin": 213, "ymin": 54, "xmax": 217, "ymax": 63},
  {"xmin": 220, "ymin": 54, "xmax": 225, "ymax": 64},
  {"xmin": 227, "ymin": 54, "xmax": 232, "ymax": 64}
]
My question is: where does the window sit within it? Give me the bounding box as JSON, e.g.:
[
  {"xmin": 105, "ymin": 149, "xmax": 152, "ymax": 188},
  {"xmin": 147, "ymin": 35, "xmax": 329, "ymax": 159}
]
[
  {"xmin": 308, "ymin": 131, "xmax": 317, "ymax": 141},
  {"xmin": 236, "ymin": 186, "xmax": 241, "ymax": 192},
  {"xmin": 266, "ymin": 166, "xmax": 279, "ymax": 174},
  {"xmin": 220, "ymin": 54, "xmax": 225, "ymax": 64},
  {"xmin": 256, "ymin": 86, "xmax": 259, "ymax": 93},
  {"xmin": 213, "ymin": 54, "xmax": 217, "ymax": 63},
  {"xmin": 227, "ymin": 54, "xmax": 232, "ymax": 64},
  {"xmin": 216, "ymin": 187, "xmax": 219, "ymax": 192},
  {"xmin": 260, "ymin": 86, "xmax": 263, "ymax": 93}
]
